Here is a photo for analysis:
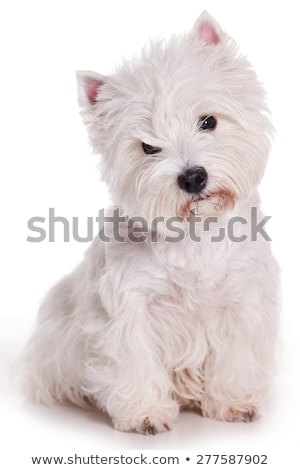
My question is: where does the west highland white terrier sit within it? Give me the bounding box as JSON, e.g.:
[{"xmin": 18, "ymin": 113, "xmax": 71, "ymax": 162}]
[{"xmin": 23, "ymin": 11, "xmax": 280, "ymax": 434}]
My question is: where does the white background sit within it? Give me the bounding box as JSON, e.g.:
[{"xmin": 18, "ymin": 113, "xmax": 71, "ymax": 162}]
[{"xmin": 0, "ymin": 0, "xmax": 299, "ymax": 468}]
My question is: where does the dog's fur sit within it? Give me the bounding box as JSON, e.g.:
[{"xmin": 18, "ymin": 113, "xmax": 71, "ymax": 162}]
[{"xmin": 22, "ymin": 12, "xmax": 280, "ymax": 434}]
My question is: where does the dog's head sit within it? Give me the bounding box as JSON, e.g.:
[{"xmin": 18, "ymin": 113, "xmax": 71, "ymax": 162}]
[{"xmin": 77, "ymin": 11, "xmax": 272, "ymax": 222}]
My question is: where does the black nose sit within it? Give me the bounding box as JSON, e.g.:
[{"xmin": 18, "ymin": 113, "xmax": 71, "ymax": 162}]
[{"xmin": 177, "ymin": 166, "xmax": 208, "ymax": 194}]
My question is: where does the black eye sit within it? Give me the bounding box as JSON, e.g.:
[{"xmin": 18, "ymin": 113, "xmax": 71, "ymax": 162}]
[
  {"xmin": 198, "ymin": 115, "xmax": 217, "ymax": 131},
  {"xmin": 142, "ymin": 142, "xmax": 162, "ymax": 155}
]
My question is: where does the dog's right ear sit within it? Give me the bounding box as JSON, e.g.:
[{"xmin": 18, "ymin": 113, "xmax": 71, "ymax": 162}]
[
  {"xmin": 76, "ymin": 71, "xmax": 106, "ymax": 108},
  {"xmin": 193, "ymin": 11, "xmax": 223, "ymax": 46}
]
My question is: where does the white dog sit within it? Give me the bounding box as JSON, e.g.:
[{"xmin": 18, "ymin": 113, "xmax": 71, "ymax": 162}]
[{"xmin": 22, "ymin": 11, "xmax": 280, "ymax": 434}]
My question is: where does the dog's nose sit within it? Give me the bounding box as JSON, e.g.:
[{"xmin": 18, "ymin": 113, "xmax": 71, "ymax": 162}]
[{"xmin": 177, "ymin": 166, "xmax": 208, "ymax": 194}]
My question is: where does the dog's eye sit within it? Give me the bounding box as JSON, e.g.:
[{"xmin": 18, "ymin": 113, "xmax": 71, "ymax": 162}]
[
  {"xmin": 198, "ymin": 115, "xmax": 217, "ymax": 131},
  {"xmin": 142, "ymin": 142, "xmax": 162, "ymax": 155}
]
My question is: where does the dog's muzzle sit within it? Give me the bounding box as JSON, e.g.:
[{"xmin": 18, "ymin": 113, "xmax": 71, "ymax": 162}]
[{"xmin": 177, "ymin": 166, "xmax": 208, "ymax": 194}]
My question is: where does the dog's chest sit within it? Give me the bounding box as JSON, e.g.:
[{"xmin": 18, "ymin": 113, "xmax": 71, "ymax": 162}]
[
  {"xmin": 150, "ymin": 238, "xmax": 235, "ymax": 316},
  {"xmin": 156, "ymin": 237, "xmax": 230, "ymax": 285}
]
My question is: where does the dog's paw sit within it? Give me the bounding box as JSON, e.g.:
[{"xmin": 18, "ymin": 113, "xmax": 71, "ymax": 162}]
[
  {"xmin": 141, "ymin": 416, "xmax": 172, "ymax": 434},
  {"xmin": 112, "ymin": 410, "xmax": 177, "ymax": 435},
  {"xmin": 201, "ymin": 397, "xmax": 259, "ymax": 423},
  {"xmin": 225, "ymin": 406, "xmax": 258, "ymax": 422}
]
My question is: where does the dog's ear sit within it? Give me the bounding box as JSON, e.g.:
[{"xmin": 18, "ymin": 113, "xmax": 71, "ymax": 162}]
[
  {"xmin": 193, "ymin": 11, "xmax": 223, "ymax": 46},
  {"xmin": 76, "ymin": 71, "xmax": 106, "ymax": 107}
]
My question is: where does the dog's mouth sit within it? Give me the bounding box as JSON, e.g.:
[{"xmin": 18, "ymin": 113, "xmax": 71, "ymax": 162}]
[{"xmin": 177, "ymin": 191, "xmax": 235, "ymax": 218}]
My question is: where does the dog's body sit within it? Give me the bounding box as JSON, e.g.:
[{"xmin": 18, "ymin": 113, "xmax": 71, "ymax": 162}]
[{"xmin": 23, "ymin": 12, "xmax": 280, "ymax": 434}]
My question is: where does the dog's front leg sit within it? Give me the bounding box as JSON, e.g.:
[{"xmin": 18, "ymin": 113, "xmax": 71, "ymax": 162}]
[
  {"xmin": 87, "ymin": 288, "xmax": 179, "ymax": 434},
  {"xmin": 200, "ymin": 292, "xmax": 279, "ymax": 423}
]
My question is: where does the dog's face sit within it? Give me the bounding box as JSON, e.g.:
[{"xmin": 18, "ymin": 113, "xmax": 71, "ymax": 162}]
[{"xmin": 77, "ymin": 12, "xmax": 272, "ymax": 222}]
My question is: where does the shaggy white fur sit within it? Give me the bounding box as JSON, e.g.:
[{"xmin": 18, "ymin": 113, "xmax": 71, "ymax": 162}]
[{"xmin": 22, "ymin": 11, "xmax": 280, "ymax": 434}]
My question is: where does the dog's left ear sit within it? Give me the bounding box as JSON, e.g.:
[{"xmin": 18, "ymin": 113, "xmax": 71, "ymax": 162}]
[{"xmin": 193, "ymin": 11, "xmax": 223, "ymax": 46}]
